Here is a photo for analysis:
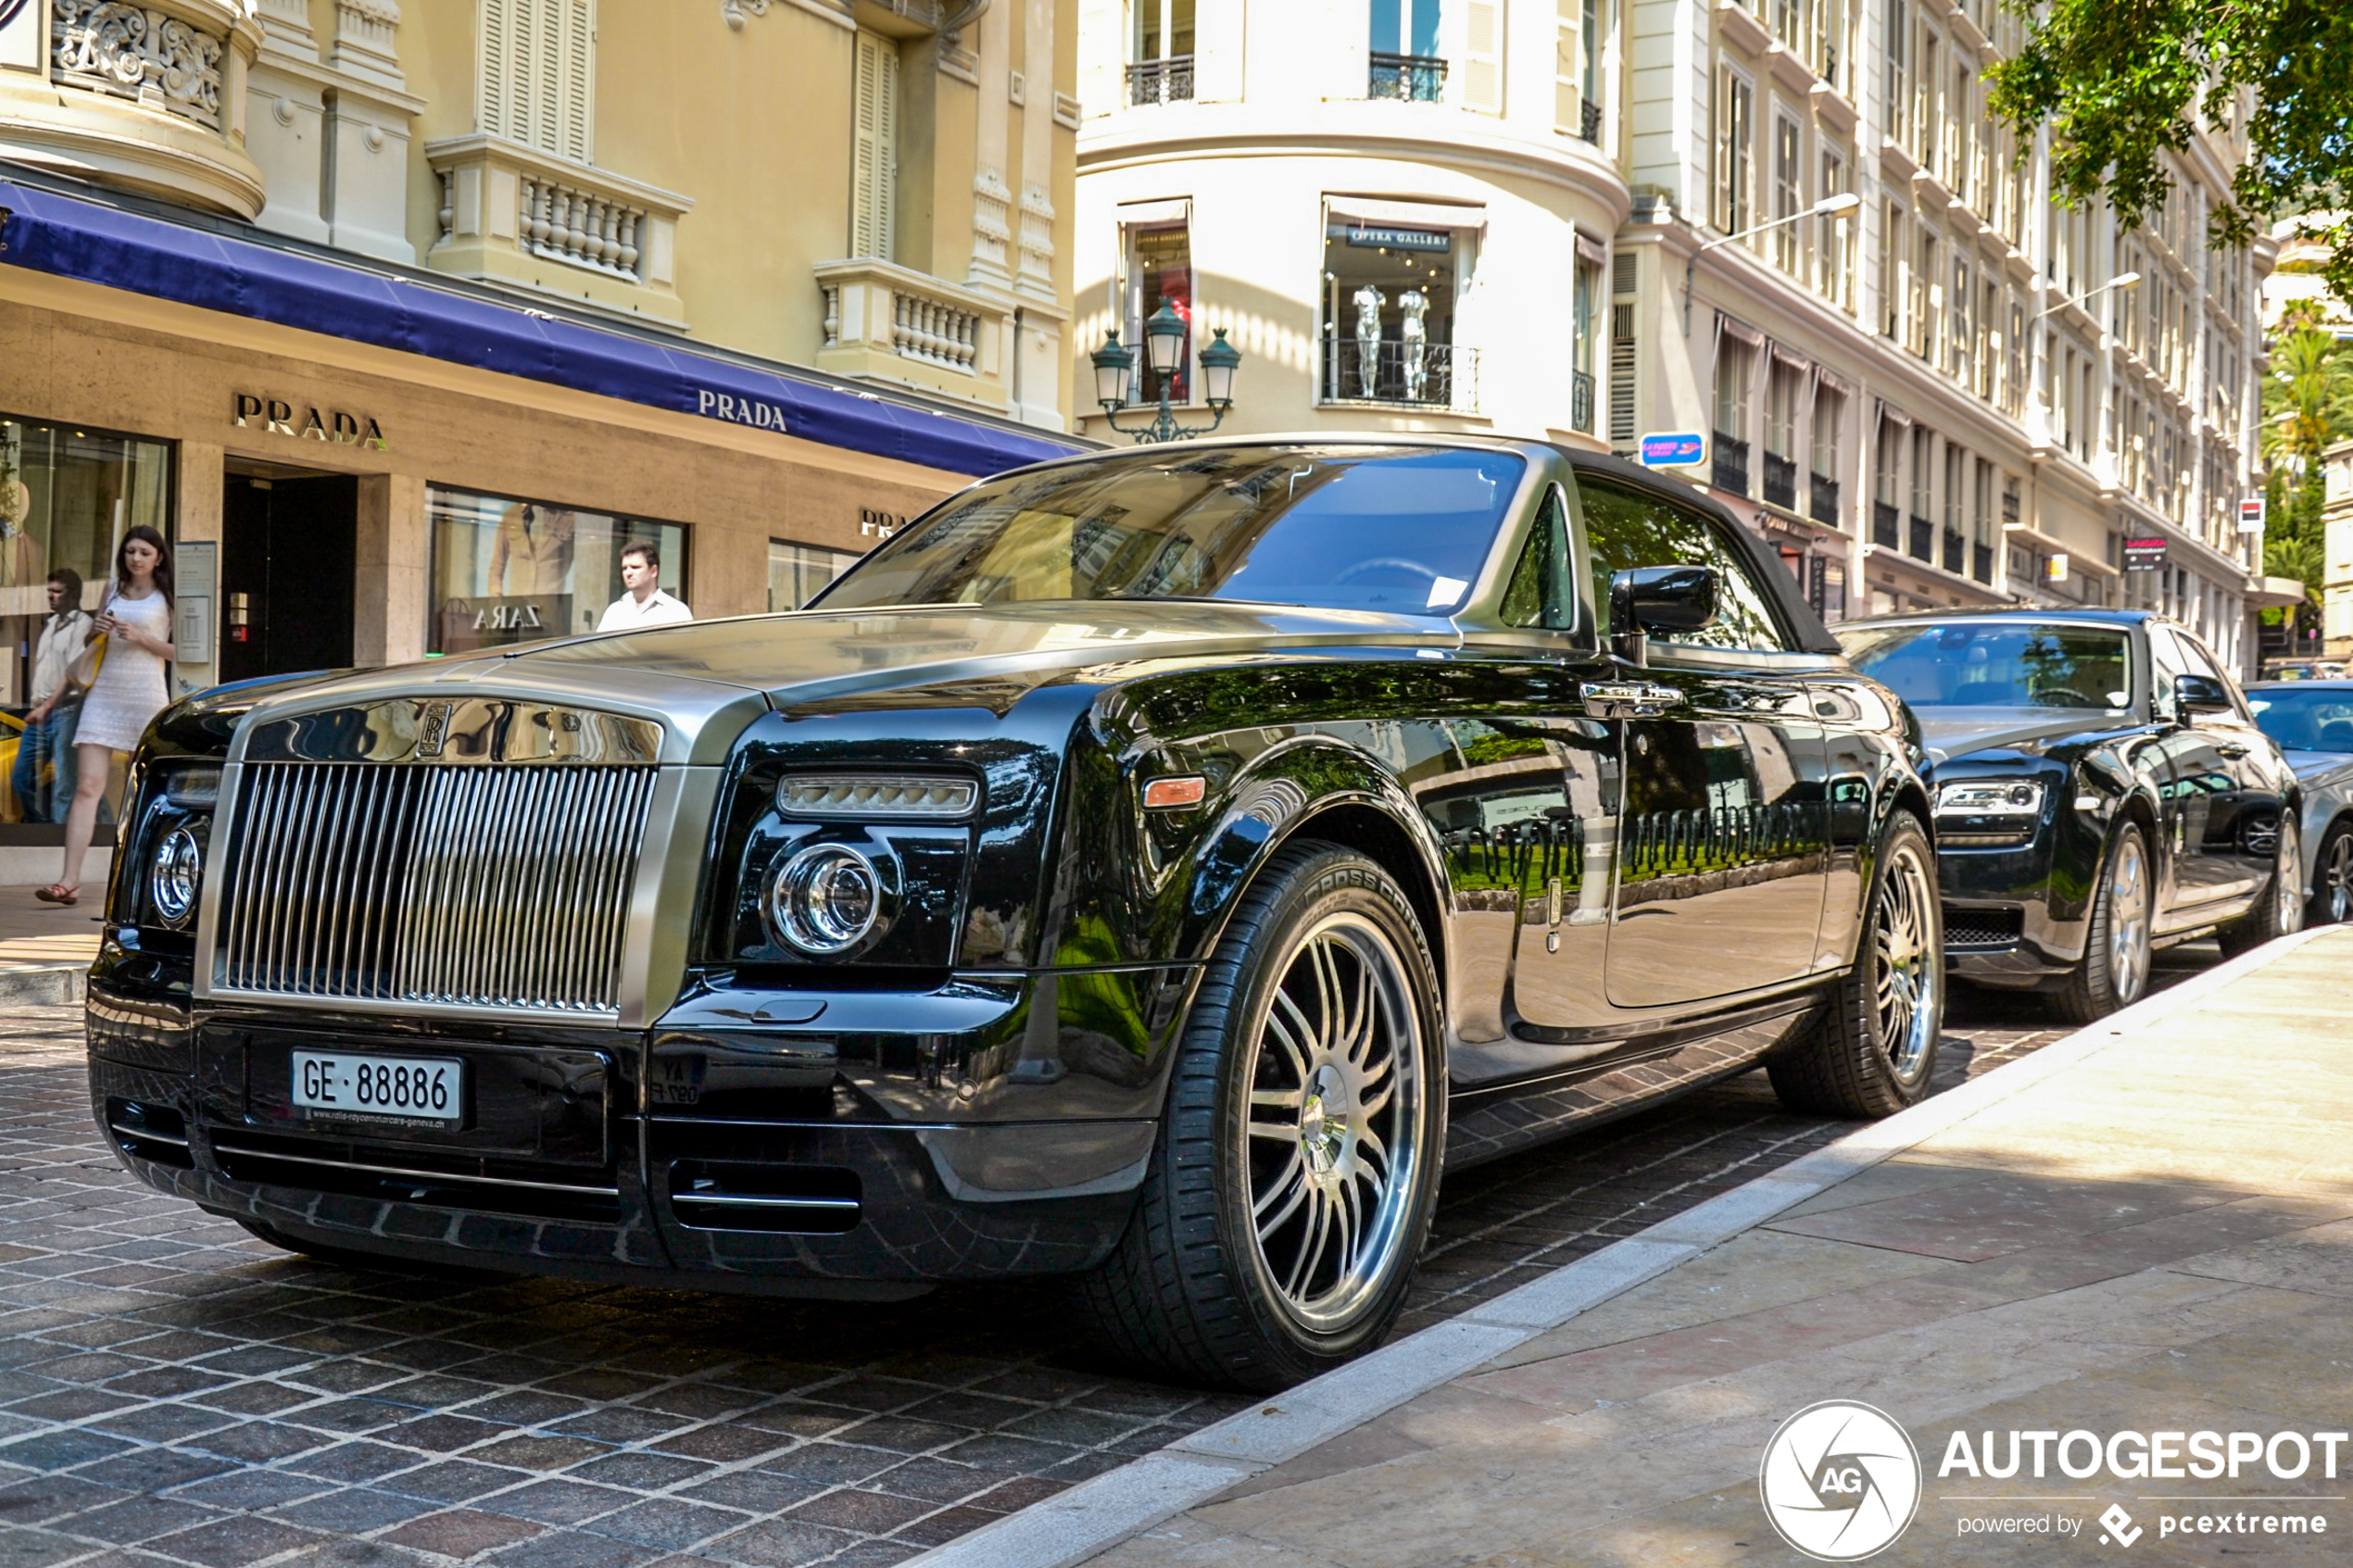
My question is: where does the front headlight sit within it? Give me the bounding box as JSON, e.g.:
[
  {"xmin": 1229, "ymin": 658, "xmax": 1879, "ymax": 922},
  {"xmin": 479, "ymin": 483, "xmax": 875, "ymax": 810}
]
[
  {"xmin": 1935, "ymin": 779, "xmax": 2045, "ymax": 817},
  {"xmin": 149, "ymin": 826, "xmax": 203, "ymax": 929},
  {"xmin": 777, "ymin": 772, "xmax": 978, "ymax": 821},
  {"xmin": 762, "ymin": 843, "xmax": 894, "ymax": 956}
]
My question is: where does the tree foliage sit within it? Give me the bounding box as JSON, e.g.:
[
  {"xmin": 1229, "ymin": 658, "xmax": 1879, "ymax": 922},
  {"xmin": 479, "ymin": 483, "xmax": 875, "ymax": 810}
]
[{"xmin": 1987, "ymin": 0, "xmax": 2353, "ymax": 308}]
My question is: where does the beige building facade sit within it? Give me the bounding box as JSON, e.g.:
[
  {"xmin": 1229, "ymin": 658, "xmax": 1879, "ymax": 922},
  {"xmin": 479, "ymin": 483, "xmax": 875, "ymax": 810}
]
[
  {"xmin": 0, "ymin": 0, "xmax": 1083, "ymax": 842},
  {"xmin": 1075, "ymin": 0, "xmax": 2278, "ymax": 671}
]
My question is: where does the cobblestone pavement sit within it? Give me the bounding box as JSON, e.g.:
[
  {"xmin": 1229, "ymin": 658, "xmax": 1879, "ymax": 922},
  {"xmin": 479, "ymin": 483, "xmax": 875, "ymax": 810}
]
[{"xmin": 0, "ymin": 955, "xmax": 2211, "ymax": 1568}]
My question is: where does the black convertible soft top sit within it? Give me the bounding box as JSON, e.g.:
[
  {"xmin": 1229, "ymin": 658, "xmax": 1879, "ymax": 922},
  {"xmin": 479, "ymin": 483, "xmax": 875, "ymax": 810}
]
[{"xmin": 1553, "ymin": 445, "xmax": 1846, "ymax": 659}]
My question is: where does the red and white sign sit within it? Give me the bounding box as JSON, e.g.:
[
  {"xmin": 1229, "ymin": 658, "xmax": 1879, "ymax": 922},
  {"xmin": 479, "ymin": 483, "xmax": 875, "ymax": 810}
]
[{"xmin": 2239, "ymin": 496, "xmax": 2266, "ymax": 533}]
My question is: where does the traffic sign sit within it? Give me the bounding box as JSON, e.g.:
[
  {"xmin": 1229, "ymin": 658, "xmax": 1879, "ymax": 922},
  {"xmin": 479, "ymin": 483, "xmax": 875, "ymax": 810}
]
[{"xmin": 1639, "ymin": 431, "xmax": 1707, "ymax": 467}]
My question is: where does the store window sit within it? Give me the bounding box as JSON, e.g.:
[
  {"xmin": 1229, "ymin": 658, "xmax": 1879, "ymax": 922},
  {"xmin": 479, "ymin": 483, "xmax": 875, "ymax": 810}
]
[
  {"xmin": 1121, "ymin": 216, "xmax": 1193, "ymax": 404},
  {"xmin": 1321, "ymin": 207, "xmax": 1478, "ymax": 408},
  {"xmin": 1, "ymin": 415, "xmax": 173, "ymax": 709},
  {"xmin": 769, "ymin": 539, "xmax": 862, "ymax": 611},
  {"xmin": 427, "ymin": 485, "xmax": 687, "ymax": 655}
]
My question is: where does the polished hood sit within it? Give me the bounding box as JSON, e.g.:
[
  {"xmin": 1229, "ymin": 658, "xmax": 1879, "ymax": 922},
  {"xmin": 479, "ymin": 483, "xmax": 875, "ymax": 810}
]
[{"xmin": 1916, "ymin": 708, "xmax": 2134, "ymax": 768}]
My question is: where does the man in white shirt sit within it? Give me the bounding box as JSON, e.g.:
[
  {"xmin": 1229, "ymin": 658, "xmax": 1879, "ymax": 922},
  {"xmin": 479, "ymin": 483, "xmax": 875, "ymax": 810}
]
[
  {"xmin": 15, "ymin": 570, "xmax": 93, "ymax": 822},
  {"xmin": 598, "ymin": 542, "xmax": 692, "ymax": 631}
]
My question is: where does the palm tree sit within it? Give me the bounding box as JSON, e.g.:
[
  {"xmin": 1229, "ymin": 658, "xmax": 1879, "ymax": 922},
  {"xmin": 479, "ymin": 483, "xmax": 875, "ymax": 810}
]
[{"xmin": 2259, "ymin": 311, "xmax": 2353, "ymax": 648}]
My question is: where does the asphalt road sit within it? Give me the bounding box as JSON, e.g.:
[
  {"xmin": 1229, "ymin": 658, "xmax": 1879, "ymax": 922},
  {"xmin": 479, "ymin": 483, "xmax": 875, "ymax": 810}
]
[{"xmin": 0, "ymin": 954, "xmax": 2212, "ymax": 1568}]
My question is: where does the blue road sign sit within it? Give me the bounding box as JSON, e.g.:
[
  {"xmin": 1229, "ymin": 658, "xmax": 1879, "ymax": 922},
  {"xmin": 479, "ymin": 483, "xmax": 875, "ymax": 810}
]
[{"xmin": 1639, "ymin": 432, "xmax": 1707, "ymax": 467}]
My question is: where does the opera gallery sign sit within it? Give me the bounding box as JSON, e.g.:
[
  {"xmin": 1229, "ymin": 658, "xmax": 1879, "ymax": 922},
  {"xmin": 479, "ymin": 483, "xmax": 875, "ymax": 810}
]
[{"xmin": 232, "ymin": 393, "xmax": 388, "ymax": 450}]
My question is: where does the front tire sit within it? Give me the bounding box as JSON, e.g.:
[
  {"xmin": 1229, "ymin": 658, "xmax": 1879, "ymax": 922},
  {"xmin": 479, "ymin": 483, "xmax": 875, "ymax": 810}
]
[
  {"xmin": 2050, "ymin": 822, "xmax": 2153, "ymax": 1023},
  {"xmin": 2219, "ymin": 814, "xmax": 2304, "ymax": 957},
  {"xmin": 1078, "ymin": 843, "xmax": 1444, "ymax": 1390},
  {"xmin": 2309, "ymin": 820, "xmax": 2353, "ymax": 927},
  {"xmin": 1768, "ymin": 812, "xmax": 1942, "ymax": 1117}
]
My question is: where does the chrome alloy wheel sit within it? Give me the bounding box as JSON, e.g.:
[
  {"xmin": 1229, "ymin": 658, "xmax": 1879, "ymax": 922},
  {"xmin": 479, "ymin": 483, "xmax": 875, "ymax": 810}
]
[
  {"xmin": 1240, "ymin": 912, "xmax": 1428, "ymax": 1334},
  {"xmin": 2275, "ymin": 819, "xmax": 2306, "ymax": 935},
  {"xmin": 2323, "ymin": 831, "xmax": 2353, "ymax": 925},
  {"xmin": 2108, "ymin": 832, "xmax": 2152, "ymax": 1004},
  {"xmin": 1871, "ymin": 838, "xmax": 1941, "ymax": 1079}
]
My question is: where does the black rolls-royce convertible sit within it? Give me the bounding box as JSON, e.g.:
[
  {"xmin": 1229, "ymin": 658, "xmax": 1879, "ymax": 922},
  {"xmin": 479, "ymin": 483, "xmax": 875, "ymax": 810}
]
[
  {"xmin": 94, "ymin": 437, "xmax": 1940, "ymax": 1389},
  {"xmin": 1838, "ymin": 609, "xmax": 2302, "ymax": 1022}
]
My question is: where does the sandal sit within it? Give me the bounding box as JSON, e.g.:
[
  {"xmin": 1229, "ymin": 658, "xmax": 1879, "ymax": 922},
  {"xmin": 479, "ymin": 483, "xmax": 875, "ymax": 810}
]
[{"xmin": 33, "ymin": 884, "xmax": 78, "ymax": 906}]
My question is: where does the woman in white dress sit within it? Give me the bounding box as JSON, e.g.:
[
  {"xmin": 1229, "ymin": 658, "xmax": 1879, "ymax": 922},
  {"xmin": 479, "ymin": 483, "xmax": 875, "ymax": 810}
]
[{"xmin": 39, "ymin": 525, "xmax": 175, "ymax": 905}]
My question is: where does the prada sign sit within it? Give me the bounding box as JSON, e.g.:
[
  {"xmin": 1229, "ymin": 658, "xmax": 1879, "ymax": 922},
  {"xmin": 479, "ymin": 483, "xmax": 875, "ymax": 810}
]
[{"xmin": 233, "ymin": 393, "xmax": 388, "ymax": 450}]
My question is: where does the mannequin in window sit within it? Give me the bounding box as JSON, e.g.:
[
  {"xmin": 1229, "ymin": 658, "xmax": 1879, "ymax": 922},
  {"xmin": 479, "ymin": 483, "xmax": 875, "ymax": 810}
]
[
  {"xmin": 1398, "ymin": 285, "xmax": 1430, "ymax": 401},
  {"xmin": 1353, "ymin": 282, "xmax": 1385, "ymax": 397}
]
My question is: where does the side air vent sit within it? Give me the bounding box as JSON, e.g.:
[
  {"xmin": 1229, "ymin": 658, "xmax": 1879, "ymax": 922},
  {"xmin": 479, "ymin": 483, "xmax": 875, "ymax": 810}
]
[
  {"xmin": 106, "ymin": 1099, "xmax": 194, "ymax": 1169},
  {"xmin": 666, "ymin": 1161, "xmax": 862, "ymax": 1235}
]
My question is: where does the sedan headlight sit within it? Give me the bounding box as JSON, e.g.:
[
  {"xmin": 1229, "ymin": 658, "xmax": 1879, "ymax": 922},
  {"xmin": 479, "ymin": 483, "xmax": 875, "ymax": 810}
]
[
  {"xmin": 149, "ymin": 826, "xmax": 203, "ymax": 929},
  {"xmin": 762, "ymin": 843, "xmax": 894, "ymax": 956},
  {"xmin": 777, "ymin": 773, "xmax": 977, "ymax": 821},
  {"xmin": 1935, "ymin": 780, "xmax": 2045, "ymax": 817}
]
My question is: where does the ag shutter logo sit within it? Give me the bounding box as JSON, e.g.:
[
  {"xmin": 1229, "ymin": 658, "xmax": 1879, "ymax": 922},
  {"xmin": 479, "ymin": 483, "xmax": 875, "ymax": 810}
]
[{"xmin": 1760, "ymin": 1401, "xmax": 1923, "ymax": 1561}]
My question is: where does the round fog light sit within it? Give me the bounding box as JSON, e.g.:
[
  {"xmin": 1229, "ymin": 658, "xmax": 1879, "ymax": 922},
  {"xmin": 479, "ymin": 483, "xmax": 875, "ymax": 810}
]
[
  {"xmin": 151, "ymin": 827, "xmax": 202, "ymax": 929},
  {"xmin": 764, "ymin": 844, "xmax": 887, "ymax": 956}
]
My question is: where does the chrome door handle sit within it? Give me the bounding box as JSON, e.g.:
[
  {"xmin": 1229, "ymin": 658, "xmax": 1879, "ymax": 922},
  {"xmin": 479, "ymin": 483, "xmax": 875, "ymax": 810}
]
[
  {"xmin": 2217, "ymin": 744, "xmax": 2250, "ymax": 760},
  {"xmin": 1580, "ymin": 681, "xmax": 1682, "ymax": 719}
]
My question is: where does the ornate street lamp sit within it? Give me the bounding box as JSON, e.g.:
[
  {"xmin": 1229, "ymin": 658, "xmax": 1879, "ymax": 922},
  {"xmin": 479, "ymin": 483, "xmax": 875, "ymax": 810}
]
[{"xmin": 1093, "ymin": 297, "xmax": 1244, "ymax": 443}]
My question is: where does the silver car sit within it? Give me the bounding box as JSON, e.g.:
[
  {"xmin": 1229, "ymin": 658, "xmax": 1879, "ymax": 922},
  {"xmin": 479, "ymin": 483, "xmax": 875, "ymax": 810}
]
[{"xmin": 2245, "ymin": 680, "xmax": 2353, "ymax": 924}]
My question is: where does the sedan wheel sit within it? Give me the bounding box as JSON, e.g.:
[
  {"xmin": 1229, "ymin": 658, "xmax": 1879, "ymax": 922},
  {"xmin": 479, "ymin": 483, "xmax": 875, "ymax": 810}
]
[
  {"xmin": 2220, "ymin": 815, "xmax": 2305, "ymax": 957},
  {"xmin": 1079, "ymin": 843, "xmax": 1443, "ymax": 1390},
  {"xmin": 1768, "ymin": 812, "xmax": 1942, "ymax": 1117},
  {"xmin": 2051, "ymin": 822, "xmax": 2151, "ymax": 1023},
  {"xmin": 2308, "ymin": 822, "xmax": 2353, "ymax": 927}
]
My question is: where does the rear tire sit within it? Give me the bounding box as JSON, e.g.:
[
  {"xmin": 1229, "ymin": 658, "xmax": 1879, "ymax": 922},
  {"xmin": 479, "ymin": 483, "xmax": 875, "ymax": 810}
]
[
  {"xmin": 1768, "ymin": 813, "xmax": 1942, "ymax": 1118},
  {"xmin": 2050, "ymin": 822, "xmax": 2153, "ymax": 1024},
  {"xmin": 2218, "ymin": 815, "xmax": 2304, "ymax": 957},
  {"xmin": 1077, "ymin": 843, "xmax": 1445, "ymax": 1391}
]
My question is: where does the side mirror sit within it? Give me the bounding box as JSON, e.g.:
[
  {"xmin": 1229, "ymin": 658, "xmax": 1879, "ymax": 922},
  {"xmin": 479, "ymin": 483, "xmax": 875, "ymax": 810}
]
[
  {"xmin": 1609, "ymin": 565, "xmax": 1718, "ymax": 664},
  {"xmin": 2172, "ymin": 672, "xmax": 2234, "ymax": 718}
]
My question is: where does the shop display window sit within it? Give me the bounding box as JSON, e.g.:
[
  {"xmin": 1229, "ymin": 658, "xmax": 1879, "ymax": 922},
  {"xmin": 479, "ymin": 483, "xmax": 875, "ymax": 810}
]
[
  {"xmin": 428, "ymin": 484, "xmax": 687, "ymax": 654},
  {"xmin": 1320, "ymin": 213, "xmax": 1475, "ymax": 409},
  {"xmin": 1, "ymin": 415, "xmax": 174, "ymax": 709},
  {"xmin": 768, "ymin": 539, "xmax": 862, "ymax": 611}
]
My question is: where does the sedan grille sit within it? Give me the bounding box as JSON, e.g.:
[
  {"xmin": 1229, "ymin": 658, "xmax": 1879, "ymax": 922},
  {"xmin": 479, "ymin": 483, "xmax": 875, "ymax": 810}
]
[{"xmin": 216, "ymin": 762, "xmax": 657, "ymax": 1013}]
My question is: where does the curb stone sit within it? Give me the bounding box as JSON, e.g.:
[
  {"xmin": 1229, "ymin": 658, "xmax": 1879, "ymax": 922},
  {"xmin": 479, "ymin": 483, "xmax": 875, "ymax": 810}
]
[
  {"xmin": 0, "ymin": 962, "xmax": 85, "ymax": 1007},
  {"xmin": 904, "ymin": 925, "xmax": 2341, "ymax": 1568}
]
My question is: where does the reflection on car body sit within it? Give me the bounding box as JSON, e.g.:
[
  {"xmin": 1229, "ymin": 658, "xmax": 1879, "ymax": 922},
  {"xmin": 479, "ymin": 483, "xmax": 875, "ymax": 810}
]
[
  {"xmin": 94, "ymin": 437, "xmax": 1941, "ymax": 1389},
  {"xmin": 2244, "ymin": 680, "xmax": 2353, "ymax": 926},
  {"xmin": 1839, "ymin": 609, "xmax": 2304, "ymax": 1022}
]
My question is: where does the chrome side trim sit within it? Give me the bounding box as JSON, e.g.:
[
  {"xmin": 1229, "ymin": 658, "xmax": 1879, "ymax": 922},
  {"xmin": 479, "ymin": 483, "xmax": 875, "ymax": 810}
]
[
  {"xmin": 209, "ymin": 1137, "xmax": 621, "ymax": 1198},
  {"xmin": 670, "ymin": 1193, "xmax": 861, "ymax": 1212}
]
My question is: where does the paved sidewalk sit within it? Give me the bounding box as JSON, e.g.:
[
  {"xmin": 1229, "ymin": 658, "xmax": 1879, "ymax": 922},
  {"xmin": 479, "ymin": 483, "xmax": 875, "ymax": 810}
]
[
  {"xmin": 0, "ymin": 883, "xmax": 100, "ymax": 1003},
  {"xmin": 934, "ymin": 926, "xmax": 2353, "ymax": 1568}
]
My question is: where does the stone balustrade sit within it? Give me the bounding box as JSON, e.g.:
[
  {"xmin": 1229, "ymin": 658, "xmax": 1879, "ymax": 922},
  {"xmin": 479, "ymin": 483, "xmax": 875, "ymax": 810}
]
[
  {"xmin": 424, "ymin": 133, "xmax": 692, "ymax": 331},
  {"xmin": 812, "ymin": 258, "xmax": 1012, "ymax": 411}
]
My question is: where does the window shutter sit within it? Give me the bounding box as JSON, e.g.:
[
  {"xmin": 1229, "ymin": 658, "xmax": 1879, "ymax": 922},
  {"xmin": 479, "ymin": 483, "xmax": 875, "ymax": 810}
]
[
  {"xmin": 479, "ymin": 0, "xmax": 594, "ymax": 160},
  {"xmin": 1461, "ymin": 0, "xmax": 1503, "ymax": 114},
  {"xmin": 852, "ymin": 31, "xmax": 900, "ymax": 260},
  {"xmin": 1554, "ymin": 1, "xmax": 1579, "ymax": 132},
  {"xmin": 481, "ymin": 0, "xmax": 510, "ymax": 135},
  {"xmin": 562, "ymin": 0, "xmax": 594, "ymax": 163}
]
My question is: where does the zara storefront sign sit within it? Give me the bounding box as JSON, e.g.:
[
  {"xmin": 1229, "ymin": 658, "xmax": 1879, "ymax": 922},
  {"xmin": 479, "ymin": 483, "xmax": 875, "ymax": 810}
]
[
  {"xmin": 233, "ymin": 394, "xmax": 387, "ymax": 450},
  {"xmin": 697, "ymin": 389, "xmax": 791, "ymax": 433}
]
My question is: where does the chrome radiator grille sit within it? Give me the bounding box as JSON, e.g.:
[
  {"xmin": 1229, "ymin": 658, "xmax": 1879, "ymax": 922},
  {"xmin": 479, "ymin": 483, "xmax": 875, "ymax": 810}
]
[{"xmin": 216, "ymin": 762, "xmax": 659, "ymax": 1012}]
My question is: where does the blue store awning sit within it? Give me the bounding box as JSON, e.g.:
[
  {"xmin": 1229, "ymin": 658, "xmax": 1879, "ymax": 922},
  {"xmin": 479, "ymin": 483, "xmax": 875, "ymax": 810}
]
[{"xmin": 0, "ymin": 176, "xmax": 1084, "ymax": 478}]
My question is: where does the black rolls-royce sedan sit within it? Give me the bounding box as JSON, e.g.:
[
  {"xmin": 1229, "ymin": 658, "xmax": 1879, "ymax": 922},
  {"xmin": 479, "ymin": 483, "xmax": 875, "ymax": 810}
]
[
  {"xmin": 1838, "ymin": 609, "xmax": 2302, "ymax": 1022},
  {"xmin": 95, "ymin": 437, "xmax": 1939, "ymax": 1389}
]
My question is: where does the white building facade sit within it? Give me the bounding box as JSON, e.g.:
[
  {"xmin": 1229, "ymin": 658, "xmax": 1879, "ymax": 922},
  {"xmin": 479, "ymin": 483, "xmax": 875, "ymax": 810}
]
[{"xmin": 1075, "ymin": 0, "xmax": 2277, "ymax": 670}]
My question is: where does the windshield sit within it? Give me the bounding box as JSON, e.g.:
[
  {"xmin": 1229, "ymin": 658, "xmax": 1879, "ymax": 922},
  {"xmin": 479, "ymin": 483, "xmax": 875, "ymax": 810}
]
[
  {"xmin": 813, "ymin": 445, "xmax": 1524, "ymax": 616},
  {"xmin": 1838, "ymin": 621, "xmax": 2135, "ymax": 713},
  {"xmin": 2247, "ymin": 688, "xmax": 2353, "ymax": 753}
]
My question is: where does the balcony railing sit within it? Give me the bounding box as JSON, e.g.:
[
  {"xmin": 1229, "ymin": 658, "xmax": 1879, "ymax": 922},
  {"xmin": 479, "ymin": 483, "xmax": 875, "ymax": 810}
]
[
  {"xmin": 1909, "ymin": 515, "xmax": 1934, "ymax": 560},
  {"xmin": 1810, "ymin": 471, "xmax": 1840, "ymax": 527},
  {"xmin": 427, "ymin": 135, "xmax": 693, "ymax": 329},
  {"xmin": 1127, "ymin": 55, "xmax": 1195, "ymax": 105},
  {"xmin": 1872, "ymin": 500, "xmax": 1900, "ymax": 548},
  {"xmin": 1570, "ymin": 370, "xmax": 1594, "ymax": 434},
  {"xmin": 1762, "ymin": 451, "xmax": 1797, "ymax": 510},
  {"xmin": 1711, "ymin": 433, "xmax": 1751, "ymax": 496},
  {"xmin": 1973, "ymin": 543, "xmax": 1994, "ymax": 583},
  {"xmin": 1943, "ymin": 528, "xmax": 1965, "ymax": 575},
  {"xmin": 1370, "ymin": 52, "xmax": 1447, "ymax": 101},
  {"xmin": 1578, "ymin": 99, "xmax": 1604, "ymax": 144},
  {"xmin": 815, "ymin": 258, "xmax": 1014, "ymax": 412},
  {"xmin": 1322, "ymin": 340, "xmax": 1479, "ymax": 413}
]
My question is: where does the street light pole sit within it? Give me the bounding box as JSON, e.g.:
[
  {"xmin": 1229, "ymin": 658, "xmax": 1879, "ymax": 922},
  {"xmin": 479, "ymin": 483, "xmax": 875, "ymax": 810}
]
[
  {"xmin": 2033, "ymin": 270, "xmax": 2142, "ymax": 321},
  {"xmin": 1682, "ymin": 192, "xmax": 1861, "ymax": 331},
  {"xmin": 1092, "ymin": 298, "xmax": 1244, "ymax": 443}
]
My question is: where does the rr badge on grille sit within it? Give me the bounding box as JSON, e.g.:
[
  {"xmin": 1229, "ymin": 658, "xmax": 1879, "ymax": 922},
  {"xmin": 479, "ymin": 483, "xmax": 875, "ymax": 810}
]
[{"xmin": 416, "ymin": 700, "xmax": 453, "ymax": 759}]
